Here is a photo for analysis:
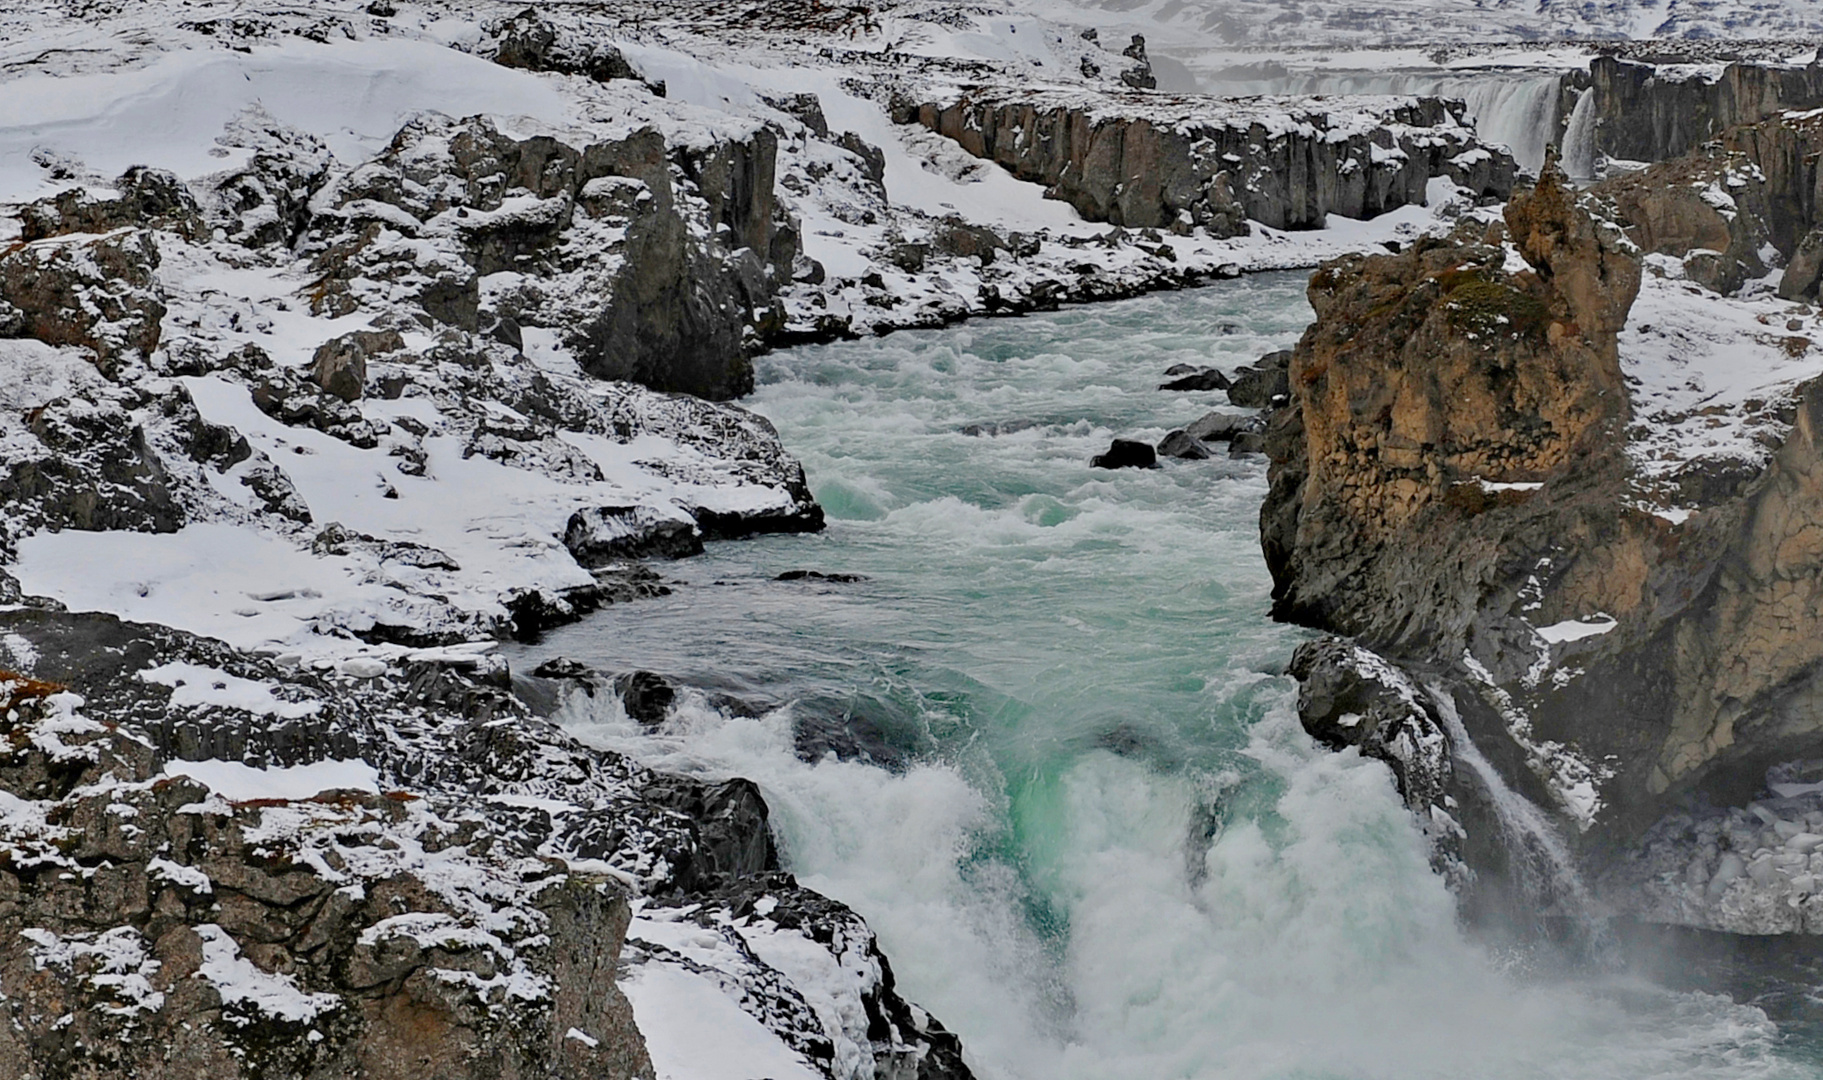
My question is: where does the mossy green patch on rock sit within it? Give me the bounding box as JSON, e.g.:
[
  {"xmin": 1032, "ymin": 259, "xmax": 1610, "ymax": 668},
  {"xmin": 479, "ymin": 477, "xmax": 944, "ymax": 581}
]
[{"xmin": 1437, "ymin": 269, "xmax": 1549, "ymax": 341}]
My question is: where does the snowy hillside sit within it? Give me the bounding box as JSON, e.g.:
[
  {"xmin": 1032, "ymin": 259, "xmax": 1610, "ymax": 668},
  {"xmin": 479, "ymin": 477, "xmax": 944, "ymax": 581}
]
[{"xmin": 1023, "ymin": 0, "xmax": 1823, "ymax": 49}]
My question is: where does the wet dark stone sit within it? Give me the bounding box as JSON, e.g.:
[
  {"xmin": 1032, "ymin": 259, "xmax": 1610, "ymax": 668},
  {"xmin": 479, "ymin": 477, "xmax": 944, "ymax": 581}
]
[
  {"xmin": 532, "ymin": 657, "xmax": 592, "ymax": 679},
  {"xmin": 775, "ymin": 571, "xmax": 868, "ymax": 583},
  {"xmin": 959, "ymin": 419, "xmax": 1042, "ymax": 437},
  {"xmin": 1156, "ymin": 429, "xmax": 1212, "ymax": 460},
  {"xmin": 1228, "ymin": 431, "xmax": 1268, "ymax": 457},
  {"xmin": 617, "ymin": 670, "xmax": 677, "ymax": 726},
  {"xmin": 1091, "ymin": 439, "xmax": 1158, "ymax": 470},
  {"xmin": 1159, "ymin": 367, "xmax": 1232, "ymax": 392},
  {"xmin": 791, "ymin": 704, "xmax": 910, "ymax": 771},
  {"xmin": 1226, "ymin": 350, "xmax": 1292, "ymax": 408},
  {"xmin": 1184, "ymin": 410, "xmax": 1262, "ymax": 443}
]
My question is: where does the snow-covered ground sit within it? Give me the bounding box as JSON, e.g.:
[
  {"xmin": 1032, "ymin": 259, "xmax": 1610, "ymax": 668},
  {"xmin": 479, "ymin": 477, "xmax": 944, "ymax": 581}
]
[
  {"xmin": 1018, "ymin": 0, "xmax": 1823, "ymax": 50},
  {"xmin": 1621, "ymin": 257, "xmax": 1823, "ymax": 518}
]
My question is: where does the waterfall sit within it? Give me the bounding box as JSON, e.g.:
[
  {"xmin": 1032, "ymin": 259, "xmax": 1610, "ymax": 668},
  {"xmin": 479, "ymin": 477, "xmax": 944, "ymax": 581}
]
[
  {"xmin": 1452, "ymin": 75, "xmax": 1561, "ymax": 176},
  {"xmin": 1204, "ymin": 69, "xmax": 1566, "ymax": 175},
  {"xmin": 1425, "ymin": 681, "xmax": 1607, "ymax": 951},
  {"xmin": 1561, "ymin": 87, "xmax": 1599, "ymax": 180}
]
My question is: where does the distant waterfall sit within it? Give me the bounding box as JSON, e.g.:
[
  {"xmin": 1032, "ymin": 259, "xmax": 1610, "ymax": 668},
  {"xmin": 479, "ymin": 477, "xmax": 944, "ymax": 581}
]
[
  {"xmin": 1205, "ymin": 70, "xmax": 1566, "ymax": 175},
  {"xmin": 1561, "ymin": 87, "xmax": 1599, "ymax": 180},
  {"xmin": 1451, "ymin": 76, "xmax": 1561, "ymax": 176}
]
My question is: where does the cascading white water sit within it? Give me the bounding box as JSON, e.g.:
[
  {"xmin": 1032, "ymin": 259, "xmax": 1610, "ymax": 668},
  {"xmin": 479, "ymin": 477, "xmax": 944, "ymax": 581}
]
[
  {"xmin": 1562, "ymin": 86, "xmax": 1600, "ymax": 180},
  {"xmin": 1426, "ymin": 682, "xmax": 1601, "ymax": 929},
  {"xmin": 528, "ymin": 279, "xmax": 1816, "ymax": 1080},
  {"xmin": 1453, "ymin": 76, "xmax": 1563, "ymax": 177},
  {"xmin": 1204, "ymin": 70, "xmax": 1565, "ymax": 175}
]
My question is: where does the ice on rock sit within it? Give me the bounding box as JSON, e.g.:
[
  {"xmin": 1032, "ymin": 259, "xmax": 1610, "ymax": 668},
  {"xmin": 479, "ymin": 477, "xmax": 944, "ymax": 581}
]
[
  {"xmin": 162, "ymin": 759, "xmax": 381, "ymax": 801},
  {"xmin": 1708, "ymin": 852, "xmax": 1746, "ymax": 900},
  {"xmin": 194, "ymin": 923, "xmax": 341, "ymax": 1026},
  {"xmin": 137, "ymin": 661, "xmax": 323, "ymax": 719},
  {"xmin": 338, "ymin": 657, "xmax": 388, "ymax": 679}
]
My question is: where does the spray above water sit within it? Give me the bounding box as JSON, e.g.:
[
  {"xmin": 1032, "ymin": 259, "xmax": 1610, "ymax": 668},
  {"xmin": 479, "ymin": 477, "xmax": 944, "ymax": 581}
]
[{"xmin": 527, "ymin": 279, "xmax": 1813, "ymax": 1079}]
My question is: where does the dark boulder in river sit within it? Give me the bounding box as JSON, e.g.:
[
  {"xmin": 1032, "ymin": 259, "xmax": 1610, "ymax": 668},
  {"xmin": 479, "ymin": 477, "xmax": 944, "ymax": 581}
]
[
  {"xmin": 1185, "ymin": 410, "xmax": 1262, "ymax": 443},
  {"xmin": 1226, "ymin": 350, "xmax": 1292, "ymax": 408},
  {"xmin": 1157, "ymin": 429, "xmax": 1213, "ymax": 459},
  {"xmin": 1091, "ymin": 439, "xmax": 1159, "ymax": 469},
  {"xmin": 1159, "ymin": 366, "xmax": 1232, "ymax": 392},
  {"xmin": 616, "ymin": 670, "xmax": 678, "ymax": 726}
]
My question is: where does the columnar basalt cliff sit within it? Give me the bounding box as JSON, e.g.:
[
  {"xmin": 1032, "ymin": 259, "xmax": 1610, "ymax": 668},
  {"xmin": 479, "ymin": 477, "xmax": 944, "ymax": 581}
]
[
  {"xmin": 908, "ymin": 88, "xmax": 1516, "ymax": 237},
  {"xmin": 1583, "ymin": 54, "xmax": 1823, "ymax": 167}
]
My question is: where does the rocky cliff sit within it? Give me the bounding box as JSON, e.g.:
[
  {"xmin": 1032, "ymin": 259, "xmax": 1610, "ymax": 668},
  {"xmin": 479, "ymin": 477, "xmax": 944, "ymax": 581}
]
[
  {"xmin": 1582, "ymin": 54, "xmax": 1823, "ymax": 169},
  {"xmin": 0, "ymin": 5, "xmax": 1026, "ymax": 1072},
  {"xmin": 0, "ymin": 616, "xmax": 654, "ymax": 1080},
  {"xmin": 908, "ymin": 87, "xmax": 1515, "ymax": 237},
  {"xmin": 0, "ymin": 603, "xmax": 971, "ymax": 1079},
  {"xmin": 300, "ymin": 104, "xmax": 790, "ymax": 403},
  {"xmin": 1263, "ymin": 145, "xmax": 1823, "ymax": 936}
]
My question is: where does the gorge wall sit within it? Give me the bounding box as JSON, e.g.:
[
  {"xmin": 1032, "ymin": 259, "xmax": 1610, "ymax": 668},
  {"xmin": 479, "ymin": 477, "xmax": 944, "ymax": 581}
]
[
  {"xmin": 908, "ymin": 87, "xmax": 1516, "ymax": 236},
  {"xmin": 1582, "ymin": 54, "xmax": 1823, "ymax": 168}
]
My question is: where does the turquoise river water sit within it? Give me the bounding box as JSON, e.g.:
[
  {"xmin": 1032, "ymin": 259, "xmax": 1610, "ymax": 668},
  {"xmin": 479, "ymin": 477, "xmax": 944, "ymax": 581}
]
[{"xmin": 519, "ymin": 275, "xmax": 1818, "ymax": 1080}]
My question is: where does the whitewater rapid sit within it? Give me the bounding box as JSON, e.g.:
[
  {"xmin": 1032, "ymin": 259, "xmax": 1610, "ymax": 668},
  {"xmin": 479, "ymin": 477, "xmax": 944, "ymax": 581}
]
[{"xmin": 520, "ymin": 277, "xmax": 1814, "ymax": 1079}]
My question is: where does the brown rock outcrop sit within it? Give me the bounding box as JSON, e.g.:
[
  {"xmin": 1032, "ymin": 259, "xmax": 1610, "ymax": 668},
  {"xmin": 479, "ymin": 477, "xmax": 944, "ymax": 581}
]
[
  {"xmin": 1264, "ymin": 156, "xmax": 1639, "ymax": 648},
  {"xmin": 1575, "ymin": 99, "xmax": 1823, "ymax": 302},
  {"xmin": 19, "ymin": 166, "xmax": 206, "ymax": 243},
  {"xmin": 1267, "ymin": 136, "xmax": 1823, "ymax": 939},
  {"xmin": 310, "ymin": 329, "xmax": 403, "ymax": 402},
  {"xmin": 1591, "ymin": 128, "xmax": 1792, "ymax": 295},
  {"xmin": 0, "ymin": 229, "xmax": 166, "ymax": 374}
]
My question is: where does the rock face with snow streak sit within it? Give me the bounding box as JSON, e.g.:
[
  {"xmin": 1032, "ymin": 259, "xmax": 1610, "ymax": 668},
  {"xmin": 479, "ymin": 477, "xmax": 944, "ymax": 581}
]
[
  {"xmin": 910, "ymin": 88, "xmax": 1515, "ymax": 236},
  {"xmin": 1585, "ymin": 106, "xmax": 1823, "ymax": 296},
  {"xmin": 1262, "ymin": 161, "xmax": 1654, "ymax": 914}
]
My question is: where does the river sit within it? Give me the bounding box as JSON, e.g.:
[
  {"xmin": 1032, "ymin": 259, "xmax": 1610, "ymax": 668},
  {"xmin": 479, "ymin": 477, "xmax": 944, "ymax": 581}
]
[{"xmin": 515, "ymin": 275, "xmax": 1812, "ymax": 1080}]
